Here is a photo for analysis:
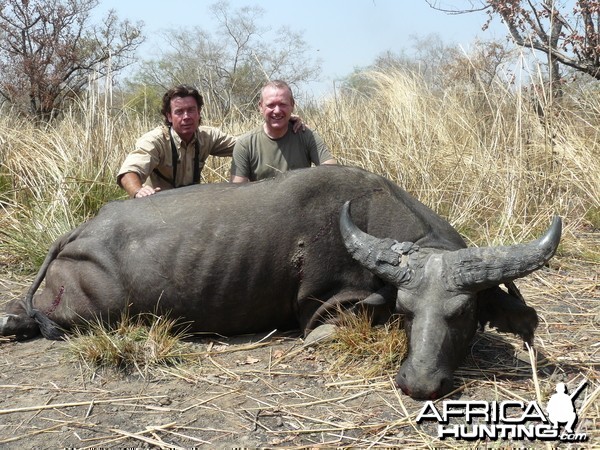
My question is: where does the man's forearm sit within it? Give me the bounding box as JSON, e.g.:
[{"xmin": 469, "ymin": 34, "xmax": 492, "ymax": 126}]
[{"xmin": 119, "ymin": 172, "xmax": 143, "ymax": 197}]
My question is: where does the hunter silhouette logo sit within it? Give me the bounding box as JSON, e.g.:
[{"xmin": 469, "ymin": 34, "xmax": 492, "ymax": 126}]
[
  {"xmin": 546, "ymin": 380, "xmax": 587, "ymax": 436},
  {"xmin": 416, "ymin": 379, "xmax": 589, "ymax": 442}
]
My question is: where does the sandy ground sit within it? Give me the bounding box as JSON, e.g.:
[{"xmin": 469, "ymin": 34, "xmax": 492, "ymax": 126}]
[{"xmin": 0, "ymin": 257, "xmax": 598, "ymax": 448}]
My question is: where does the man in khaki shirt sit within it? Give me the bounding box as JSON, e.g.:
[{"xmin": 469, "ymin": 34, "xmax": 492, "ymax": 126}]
[{"xmin": 118, "ymin": 85, "xmax": 237, "ymax": 198}]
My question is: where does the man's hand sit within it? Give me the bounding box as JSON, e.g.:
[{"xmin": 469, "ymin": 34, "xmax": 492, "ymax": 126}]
[
  {"xmin": 230, "ymin": 174, "xmax": 250, "ymax": 183},
  {"xmin": 134, "ymin": 185, "xmax": 161, "ymax": 198},
  {"xmin": 119, "ymin": 172, "xmax": 161, "ymax": 198},
  {"xmin": 289, "ymin": 114, "xmax": 306, "ymax": 133}
]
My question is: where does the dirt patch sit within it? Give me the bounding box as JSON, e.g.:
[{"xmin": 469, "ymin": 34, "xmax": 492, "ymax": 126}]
[{"xmin": 0, "ymin": 263, "xmax": 598, "ymax": 448}]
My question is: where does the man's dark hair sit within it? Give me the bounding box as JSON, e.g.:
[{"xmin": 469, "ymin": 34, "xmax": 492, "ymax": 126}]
[{"xmin": 161, "ymin": 85, "xmax": 204, "ymax": 126}]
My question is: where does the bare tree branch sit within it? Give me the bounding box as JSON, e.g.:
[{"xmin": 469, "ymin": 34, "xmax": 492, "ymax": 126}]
[
  {"xmin": 428, "ymin": 0, "xmax": 600, "ymax": 81},
  {"xmin": 0, "ymin": 0, "xmax": 144, "ymax": 120}
]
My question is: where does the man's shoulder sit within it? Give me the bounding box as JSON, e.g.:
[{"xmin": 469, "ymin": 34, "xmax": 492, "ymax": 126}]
[
  {"xmin": 140, "ymin": 125, "xmax": 169, "ymax": 140},
  {"xmin": 279, "ymin": 127, "xmax": 322, "ymax": 151},
  {"xmin": 235, "ymin": 125, "xmax": 264, "ymax": 146},
  {"xmin": 198, "ymin": 125, "xmax": 233, "ymax": 137},
  {"xmin": 138, "ymin": 125, "xmax": 168, "ymax": 142},
  {"xmin": 297, "ymin": 127, "xmax": 321, "ymax": 140},
  {"xmin": 238, "ymin": 125, "xmax": 264, "ymax": 139}
]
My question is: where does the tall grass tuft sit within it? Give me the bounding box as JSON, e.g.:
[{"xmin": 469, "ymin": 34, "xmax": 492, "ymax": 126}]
[
  {"xmin": 66, "ymin": 311, "xmax": 192, "ymax": 378},
  {"xmin": 0, "ymin": 91, "xmax": 137, "ymax": 270},
  {"xmin": 322, "ymin": 311, "xmax": 407, "ymax": 378}
]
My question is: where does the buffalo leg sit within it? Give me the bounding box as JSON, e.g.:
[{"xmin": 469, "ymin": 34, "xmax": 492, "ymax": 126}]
[
  {"xmin": 477, "ymin": 284, "xmax": 538, "ymax": 344},
  {"xmin": 0, "ymin": 298, "xmax": 40, "ymax": 340},
  {"xmin": 301, "ymin": 286, "xmax": 395, "ymax": 335}
]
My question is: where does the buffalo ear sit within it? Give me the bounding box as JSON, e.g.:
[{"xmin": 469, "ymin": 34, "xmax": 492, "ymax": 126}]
[{"xmin": 477, "ymin": 283, "xmax": 538, "ymax": 345}]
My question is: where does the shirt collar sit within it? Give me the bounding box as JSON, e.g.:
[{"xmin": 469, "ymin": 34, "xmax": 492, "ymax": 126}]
[{"xmin": 168, "ymin": 126, "xmax": 199, "ymax": 147}]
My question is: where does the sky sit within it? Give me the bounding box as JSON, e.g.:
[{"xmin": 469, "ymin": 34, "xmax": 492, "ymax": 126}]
[{"xmin": 93, "ymin": 0, "xmax": 507, "ymax": 98}]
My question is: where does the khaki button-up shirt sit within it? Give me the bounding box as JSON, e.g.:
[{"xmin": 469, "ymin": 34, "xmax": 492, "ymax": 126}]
[{"xmin": 117, "ymin": 125, "xmax": 236, "ymax": 190}]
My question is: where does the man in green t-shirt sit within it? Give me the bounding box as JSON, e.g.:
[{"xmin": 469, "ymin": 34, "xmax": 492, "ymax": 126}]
[{"xmin": 230, "ymin": 80, "xmax": 336, "ymax": 183}]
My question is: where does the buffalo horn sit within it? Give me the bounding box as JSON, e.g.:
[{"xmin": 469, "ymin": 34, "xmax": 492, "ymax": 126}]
[
  {"xmin": 339, "ymin": 201, "xmax": 409, "ymax": 283},
  {"xmin": 442, "ymin": 216, "xmax": 562, "ymax": 289}
]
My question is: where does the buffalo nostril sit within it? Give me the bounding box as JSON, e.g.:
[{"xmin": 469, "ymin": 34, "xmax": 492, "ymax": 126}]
[{"xmin": 429, "ymin": 391, "xmax": 439, "ymax": 400}]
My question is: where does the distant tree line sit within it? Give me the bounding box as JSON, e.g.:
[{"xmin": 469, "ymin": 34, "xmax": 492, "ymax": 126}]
[
  {"xmin": 0, "ymin": 0, "xmax": 321, "ymax": 121},
  {"xmin": 127, "ymin": 1, "xmax": 321, "ymax": 120}
]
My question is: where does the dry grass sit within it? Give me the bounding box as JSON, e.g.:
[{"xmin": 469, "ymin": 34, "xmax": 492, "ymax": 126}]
[
  {"xmin": 312, "ymin": 69, "xmax": 599, "ymax": 246},
  {"xmin": 65, "ymin": 312, "xmax": 193, "ymax": 378},
  {"xmin": 322, "ymin": 311, "xmax": 407, "ymax": 379}
]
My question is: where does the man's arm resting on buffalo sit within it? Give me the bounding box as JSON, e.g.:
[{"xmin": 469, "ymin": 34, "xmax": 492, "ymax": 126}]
[
  {"xmin": 230, "ymin": 160, "xmax": 337, "ymax": 183},
  {"xmin": 119, "ymin": 172, "xmax": 161, "ymax": 198},
  {"xmin": 230, "ymin": 174, "xmax": 249, "ymax": 183}
]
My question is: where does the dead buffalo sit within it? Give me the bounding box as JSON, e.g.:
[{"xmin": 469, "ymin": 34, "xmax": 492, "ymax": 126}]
[{"xmin": 0, "ymin": 165, "xmax": 561, "ymax": 400}]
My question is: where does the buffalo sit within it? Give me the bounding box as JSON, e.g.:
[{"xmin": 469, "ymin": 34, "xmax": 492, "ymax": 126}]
[{"xmin": 0, "ymin": 165, "xmax": 561, "ymax": 400}]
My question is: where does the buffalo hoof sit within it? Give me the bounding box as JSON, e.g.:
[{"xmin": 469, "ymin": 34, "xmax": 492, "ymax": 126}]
[
  {"xmin": 0, "ymin": 314, "xmax": 41, "ymax": 341},
  {"xmin": 303, "ymin": 324, "xmax": 338, "ymax": 347}
]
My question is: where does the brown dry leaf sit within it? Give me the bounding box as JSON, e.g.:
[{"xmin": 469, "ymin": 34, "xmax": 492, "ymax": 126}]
[{"xmin": 236, "ymin": 356, "xmax": 261, "ymax": 365}]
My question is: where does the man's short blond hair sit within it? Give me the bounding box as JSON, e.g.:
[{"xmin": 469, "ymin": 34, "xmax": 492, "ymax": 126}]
[{"xmin": 260, "ymin": 80, "xmax": 295, "ymax": 106}]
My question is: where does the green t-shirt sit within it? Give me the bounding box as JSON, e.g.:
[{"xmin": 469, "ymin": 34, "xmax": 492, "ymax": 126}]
[{"xmin": 231, "ymin": 126, "xmax": 334, "ymax": 181}]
